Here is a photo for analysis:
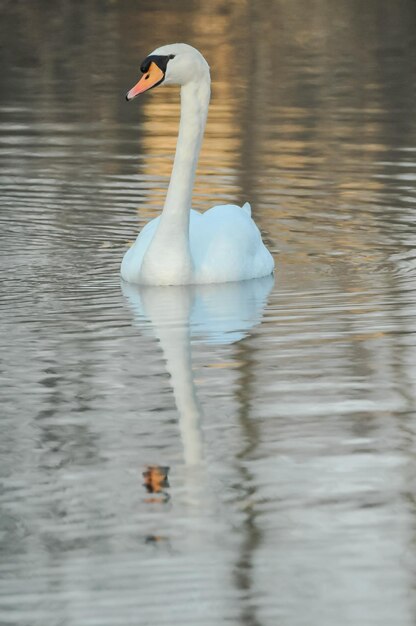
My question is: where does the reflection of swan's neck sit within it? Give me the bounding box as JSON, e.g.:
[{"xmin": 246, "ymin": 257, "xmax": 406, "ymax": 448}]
[
  {"xmin": 140, "ymin": 76, "xmax": 210, "ymax": 284},
  {"xmin": 142, "ymin": 288, "xmax": 204, "ymax": 466},
  {"xmin": 161, "ymin": 323, "xmax": 203, "ymax": 466}
]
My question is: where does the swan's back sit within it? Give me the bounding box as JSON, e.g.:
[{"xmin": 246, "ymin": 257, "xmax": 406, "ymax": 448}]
[{"xmin": 190, "ymin": 204, "xmax": 274, "ymax": 283}]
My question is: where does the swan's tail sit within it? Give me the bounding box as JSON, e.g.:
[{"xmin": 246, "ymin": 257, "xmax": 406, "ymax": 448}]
[{"xmin": 242, "ymin": 202, "xmax": 251, "ymax": 216}]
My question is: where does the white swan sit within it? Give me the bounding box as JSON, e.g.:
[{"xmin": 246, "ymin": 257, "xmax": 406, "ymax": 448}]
[{"xmin": 121, "ymin": 43, "xmax": 274, "ymax": 286}]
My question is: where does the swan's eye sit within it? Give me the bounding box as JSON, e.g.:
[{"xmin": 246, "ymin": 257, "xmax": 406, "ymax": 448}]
[{"xmin": 168, "ymin": 54, "xmax": 175, "ymax": 60}]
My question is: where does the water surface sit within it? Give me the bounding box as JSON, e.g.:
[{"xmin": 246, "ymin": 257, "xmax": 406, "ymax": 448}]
[{"xmin": 1, "ymin": 1, "xmax": 416, "ymax": 625}]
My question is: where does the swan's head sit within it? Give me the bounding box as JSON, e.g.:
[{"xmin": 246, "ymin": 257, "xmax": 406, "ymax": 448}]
[{"xmin": 126, "ymin": 43, "xmax": 210, "ymax": 101}]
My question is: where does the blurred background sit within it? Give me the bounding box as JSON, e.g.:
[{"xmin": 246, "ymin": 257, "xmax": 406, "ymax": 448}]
[{"xmin": 1, "ymin": 1, "xmax": 416, "ymax": 625}]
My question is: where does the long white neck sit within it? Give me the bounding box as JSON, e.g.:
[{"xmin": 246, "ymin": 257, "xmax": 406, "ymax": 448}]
[{"xmin": 140, "ymin": 77, "xmax": 210, "ymax": 285}]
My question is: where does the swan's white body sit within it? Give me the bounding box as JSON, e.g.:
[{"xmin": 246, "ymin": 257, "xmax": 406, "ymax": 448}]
[{"xmin": 121, "ymin": 43, "xmax": 274, "ymax": 286}]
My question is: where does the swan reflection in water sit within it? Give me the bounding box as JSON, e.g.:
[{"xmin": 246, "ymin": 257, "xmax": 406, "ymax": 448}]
[{"xmin": 122, "ymin": 276, "xmax": 273, "ymax": 470}]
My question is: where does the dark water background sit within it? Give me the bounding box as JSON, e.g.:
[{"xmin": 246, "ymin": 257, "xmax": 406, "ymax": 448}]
[{"xmin": 1, "ymin": 1, "xmax": 416, "ymax": 624}]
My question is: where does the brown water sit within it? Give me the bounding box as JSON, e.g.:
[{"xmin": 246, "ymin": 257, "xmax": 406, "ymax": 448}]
[{"xmin": 1, "ymin": 1, "xmax": 416, "ymax": 624}]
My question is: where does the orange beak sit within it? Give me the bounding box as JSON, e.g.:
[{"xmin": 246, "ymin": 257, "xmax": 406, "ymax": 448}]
[{"xmin": 126, "ymin": 62, "xmax": 165, "ymax": 101}]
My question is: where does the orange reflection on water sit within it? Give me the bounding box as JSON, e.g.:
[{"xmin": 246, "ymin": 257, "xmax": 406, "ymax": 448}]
[{"xmin": 142, "ymin": 465, "xmax": 170, "ymax": 503}]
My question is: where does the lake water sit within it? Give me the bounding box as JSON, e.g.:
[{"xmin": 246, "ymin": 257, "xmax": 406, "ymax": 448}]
[{"xmin": 1, "ymin": 1, "xmax": 416, "ymax": 624}]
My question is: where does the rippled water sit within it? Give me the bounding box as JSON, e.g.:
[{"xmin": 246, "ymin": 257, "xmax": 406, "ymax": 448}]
[{"xmin": 1, "ymin": 1, "xmax": 416, "ymax": 624}]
